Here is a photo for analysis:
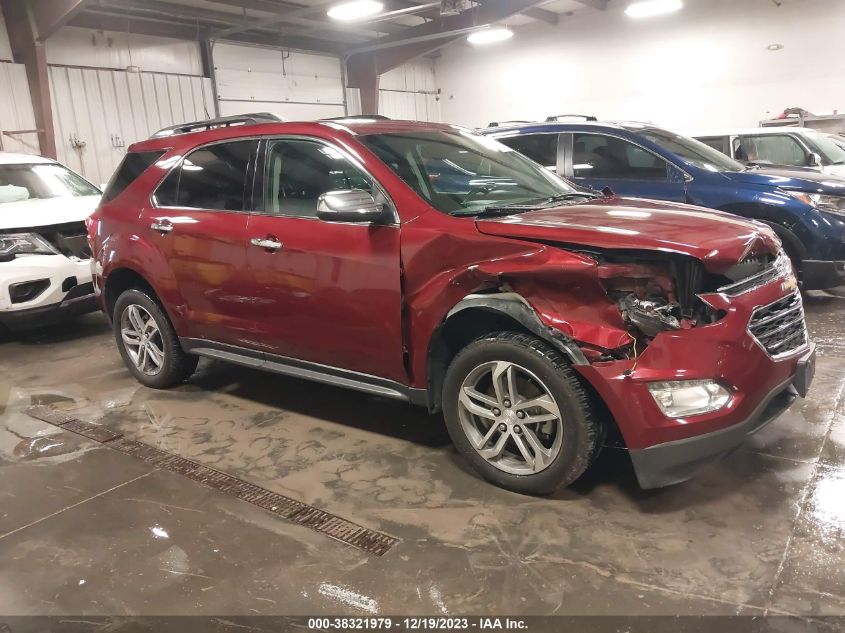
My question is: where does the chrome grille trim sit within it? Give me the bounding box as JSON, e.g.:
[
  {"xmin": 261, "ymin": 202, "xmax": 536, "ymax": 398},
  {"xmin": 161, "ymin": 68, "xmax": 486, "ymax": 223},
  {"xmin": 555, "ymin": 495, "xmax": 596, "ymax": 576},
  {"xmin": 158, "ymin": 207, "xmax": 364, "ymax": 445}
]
[
  {"xmin": 748, "ymin": 291, "xmax": 809, "ymax": 360},
  {"xmin": 718, "ymin": 251, "xmax": 792, "ymax": 297}
]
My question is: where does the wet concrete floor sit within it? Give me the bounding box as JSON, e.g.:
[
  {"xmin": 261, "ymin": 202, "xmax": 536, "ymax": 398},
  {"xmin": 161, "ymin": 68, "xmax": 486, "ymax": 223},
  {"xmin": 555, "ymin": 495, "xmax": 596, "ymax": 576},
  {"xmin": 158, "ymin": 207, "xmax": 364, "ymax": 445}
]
[{"xmin": 0, "ymin": 292, "xmax": 843, "ymax": 617}]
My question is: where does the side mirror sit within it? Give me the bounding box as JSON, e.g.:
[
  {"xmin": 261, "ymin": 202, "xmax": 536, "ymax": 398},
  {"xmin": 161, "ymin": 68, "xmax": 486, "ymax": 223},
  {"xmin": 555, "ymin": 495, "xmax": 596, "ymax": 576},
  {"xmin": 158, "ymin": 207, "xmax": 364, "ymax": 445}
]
[
  {"xmin": 809, "ymin": 152, "xmax": 823, "ymax": 167},
  {"xmin": 317, "ymin": 189, "xmax": 387, "ymax": 224}
]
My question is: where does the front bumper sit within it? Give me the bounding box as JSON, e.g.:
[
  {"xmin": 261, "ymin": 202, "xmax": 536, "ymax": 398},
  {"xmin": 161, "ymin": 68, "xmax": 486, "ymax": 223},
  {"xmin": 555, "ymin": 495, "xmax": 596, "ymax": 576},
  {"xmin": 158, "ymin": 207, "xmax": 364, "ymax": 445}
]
[
  {"xmin": 629, "ymin": 349, "xmax": 813, "ymax": 489},
  {"xmin": 0, "ymin": 254, "xmax": 96, "ymax": 331},
  {"xmin": 574, "ymin": 278, "xmax": 812, "ymax": 489},
  {"xmin": 802, "ymin": 259, "xmax": 845, "ymax": 290}
]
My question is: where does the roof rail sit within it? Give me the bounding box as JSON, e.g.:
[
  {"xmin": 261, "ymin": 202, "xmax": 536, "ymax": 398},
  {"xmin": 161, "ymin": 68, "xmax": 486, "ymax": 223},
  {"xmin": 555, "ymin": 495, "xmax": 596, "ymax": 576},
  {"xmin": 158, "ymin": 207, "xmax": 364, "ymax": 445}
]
[
  {"xmin": 545, "ymin": 114, "xmax": 598, "ymax": 122},
  {"xmin": 322, "ymin": 114, "xmax": 391, "ymax": 121},
  {"xmin": 486, "ymin": 120, "xmax": 534, "ymax": 128},
  {"xmin": 151, "ymin": 113, "xmax": 285, "ymax": 138}
]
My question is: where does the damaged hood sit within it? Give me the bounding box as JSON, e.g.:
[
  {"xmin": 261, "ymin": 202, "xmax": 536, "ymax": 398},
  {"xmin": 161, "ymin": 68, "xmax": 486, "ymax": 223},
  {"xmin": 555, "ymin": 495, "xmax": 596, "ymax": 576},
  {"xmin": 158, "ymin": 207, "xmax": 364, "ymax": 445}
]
[
  {"xmin": 474, "ymin": 197, "xmax": 781, "ymax": 273},
  {"xmin": 0, "ymin": 195, "xmax": 99, "ymax": 230}
]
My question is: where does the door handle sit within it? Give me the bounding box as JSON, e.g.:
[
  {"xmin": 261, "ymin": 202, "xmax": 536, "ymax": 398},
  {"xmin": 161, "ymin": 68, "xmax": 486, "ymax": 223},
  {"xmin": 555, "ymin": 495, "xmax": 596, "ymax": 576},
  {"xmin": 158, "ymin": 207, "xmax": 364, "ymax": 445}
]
[
  {"xmin": 250, "ymin": 236, "xmax": 283, "ymax": 252},
  {"xmin": 150, "ymin": 220, "xmax": 173, "ymax": 234}
]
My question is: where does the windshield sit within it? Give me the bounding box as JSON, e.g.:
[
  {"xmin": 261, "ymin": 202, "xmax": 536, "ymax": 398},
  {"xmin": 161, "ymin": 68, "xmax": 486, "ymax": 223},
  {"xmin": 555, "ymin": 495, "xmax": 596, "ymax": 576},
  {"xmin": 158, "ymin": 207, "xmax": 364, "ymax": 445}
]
[
  {"xmin": 630, "ymin": 127, "xmax": 746, "ymax": 173},
  {"xmin": 810, "ymin": 132, "xmax": 845, "ymax": 165},
  {"xmin": 0, "ymin": 163, "xmax": 100, "ymax": 205},
  {"xmin": 359, "ymin": 130, "xmax": 580, "ymax": 216}
]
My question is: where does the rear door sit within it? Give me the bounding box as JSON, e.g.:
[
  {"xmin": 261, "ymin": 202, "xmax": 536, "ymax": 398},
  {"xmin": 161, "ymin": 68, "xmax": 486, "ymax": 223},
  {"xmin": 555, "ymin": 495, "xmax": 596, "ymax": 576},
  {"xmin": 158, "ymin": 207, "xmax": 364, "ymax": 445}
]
[
  {"xmin": 563, "ymin": 132, "xmax": 688, "ymax": 201},
  {"xmin": 241, "ymin": 136, "xmax": 406, "ymax": 382},
  {"xmin": 143, "ymin": 139, "xmax": 258, "ymax": 346}
]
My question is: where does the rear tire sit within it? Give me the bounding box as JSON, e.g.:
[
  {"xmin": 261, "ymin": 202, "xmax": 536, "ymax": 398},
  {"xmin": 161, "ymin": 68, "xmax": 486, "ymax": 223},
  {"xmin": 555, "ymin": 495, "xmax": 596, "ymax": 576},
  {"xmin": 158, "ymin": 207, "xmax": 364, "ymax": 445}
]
[
  {"xmin": 113, "ymin": 289, "xmax": 198, "ymax": 389},
  {"xmin": 443, "ymin": 331, "xmax": 603, "ymax": 496}
]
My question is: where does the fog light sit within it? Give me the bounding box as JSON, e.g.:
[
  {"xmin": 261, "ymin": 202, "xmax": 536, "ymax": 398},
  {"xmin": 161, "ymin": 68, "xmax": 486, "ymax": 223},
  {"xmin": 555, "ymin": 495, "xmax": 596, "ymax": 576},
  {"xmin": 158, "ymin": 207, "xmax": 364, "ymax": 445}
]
[{"xmin": 648, "ymin": 380, "xmax": 731, "ymax": 418}]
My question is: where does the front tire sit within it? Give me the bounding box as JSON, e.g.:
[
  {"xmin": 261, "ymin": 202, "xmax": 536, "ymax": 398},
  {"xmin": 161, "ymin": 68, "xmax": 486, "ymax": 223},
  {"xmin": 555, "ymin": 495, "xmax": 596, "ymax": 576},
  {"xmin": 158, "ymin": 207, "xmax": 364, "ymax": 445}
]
[
  {"xmin": 443, "ymin": 332, "xmax": 603, "ymax": 495},
  {"xmin": 113, "ymin": 289, "xmax": 198, "ymax": 389}
]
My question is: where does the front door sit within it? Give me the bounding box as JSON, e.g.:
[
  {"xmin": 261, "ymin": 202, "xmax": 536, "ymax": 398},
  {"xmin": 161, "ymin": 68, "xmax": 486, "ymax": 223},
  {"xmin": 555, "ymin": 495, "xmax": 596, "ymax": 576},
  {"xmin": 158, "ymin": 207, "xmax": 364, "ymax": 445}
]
[
  {"xmin": 565, "ymin": 132, "xmax": 688, "ymax": 202},
  {"xmin": 243, "ymin": 137, "xmax": 406, "ymax": 383},
  {"xmin": 143, "ymin": 139, "xmax": 258, "ymax": 346}
]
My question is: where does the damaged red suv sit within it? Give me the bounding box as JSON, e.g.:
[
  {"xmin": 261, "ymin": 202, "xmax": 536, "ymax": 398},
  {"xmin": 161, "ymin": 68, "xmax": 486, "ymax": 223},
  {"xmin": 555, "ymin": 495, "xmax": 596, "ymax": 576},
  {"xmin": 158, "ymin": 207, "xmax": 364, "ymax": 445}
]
[{"xmin": 89, "ymin": 115, "xmax": 816, "ymax": 494}]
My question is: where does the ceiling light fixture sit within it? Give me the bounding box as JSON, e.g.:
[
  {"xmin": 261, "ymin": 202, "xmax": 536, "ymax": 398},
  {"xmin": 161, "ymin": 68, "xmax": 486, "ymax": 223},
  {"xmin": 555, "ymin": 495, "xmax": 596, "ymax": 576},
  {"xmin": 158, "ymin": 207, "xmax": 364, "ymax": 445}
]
[
  {"xmin": 625, "ymin": 0, "xmax": 683, "ymax": 18},
  {"xmin": 467, "ymin": 27, "xmax": 514, "ymax": 46},
  {"xmin": 327, "ymin": 0, "xmax": 384, "ymax": 21},
  {"xmin": 767, "ymin": 43, "xmax": 784, "ymax": 51}
]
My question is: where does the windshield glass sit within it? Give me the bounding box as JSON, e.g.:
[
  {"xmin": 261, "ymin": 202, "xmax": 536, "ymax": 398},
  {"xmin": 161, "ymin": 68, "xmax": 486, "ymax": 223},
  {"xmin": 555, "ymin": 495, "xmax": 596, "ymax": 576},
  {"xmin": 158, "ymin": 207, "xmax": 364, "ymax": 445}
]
[
  {"xmin": 359, "ymin": 129, "xmax": 579, "ymax": 216},
  {"xmin": 630, "ymin": 127, "xmax": 745, "ymax": 173},
  {"xmin": 810, "ymin": 132, "xmax": 845, "ymax": 165},
  {"xmin": 0, "ymin": 163, "xmax": 100, "ymax": 205}
]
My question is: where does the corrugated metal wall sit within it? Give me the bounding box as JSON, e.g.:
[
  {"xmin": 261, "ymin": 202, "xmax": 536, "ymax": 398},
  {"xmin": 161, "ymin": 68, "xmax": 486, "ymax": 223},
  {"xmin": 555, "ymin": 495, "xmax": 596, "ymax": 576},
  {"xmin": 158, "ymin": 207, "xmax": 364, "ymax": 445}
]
[
  {"xmin": 379, "ymin": 59, "xmax": 441, "ymax": 122},
  {"xmin": 49, "ymin": 66, "xmax": 214, "ymax": 186},
  {"xmin": 0, "ymin": 62, "xmax": 39, "ymax": 155},
  {"xmin": 213, "ymin": 42, "xmax": 346, "ymax": 121}
]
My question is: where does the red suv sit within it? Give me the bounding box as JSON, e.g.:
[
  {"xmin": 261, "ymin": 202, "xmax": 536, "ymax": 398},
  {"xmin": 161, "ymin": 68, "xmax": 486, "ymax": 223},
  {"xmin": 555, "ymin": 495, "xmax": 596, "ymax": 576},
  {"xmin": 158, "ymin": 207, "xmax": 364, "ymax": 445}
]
[{"xmin": 88, "ymin": 114, "xmax": 816, "ymax": 495}]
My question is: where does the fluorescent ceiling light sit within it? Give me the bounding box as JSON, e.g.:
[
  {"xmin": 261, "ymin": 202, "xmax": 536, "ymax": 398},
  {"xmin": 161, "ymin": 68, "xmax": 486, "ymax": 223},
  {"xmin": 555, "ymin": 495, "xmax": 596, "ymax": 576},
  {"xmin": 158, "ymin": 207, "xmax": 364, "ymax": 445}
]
[
  {"xmin": 327, "ymin": 0, "xmax": 384, "ymax": 21},
  {"xmin": 625, "ymin": 0, "xmax": 683, "ymax": 18},
  {"xmin": 467, "ymin": 27, "xmax": 514, "ymax": 46}
]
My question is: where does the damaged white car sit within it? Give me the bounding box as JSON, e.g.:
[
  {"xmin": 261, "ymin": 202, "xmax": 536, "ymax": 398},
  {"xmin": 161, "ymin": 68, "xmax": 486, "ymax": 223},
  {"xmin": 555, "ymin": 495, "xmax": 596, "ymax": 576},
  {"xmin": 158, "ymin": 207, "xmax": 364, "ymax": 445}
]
[{"xmin": 0, "ymin": 153, "xmax": 100, "ymax": 332}]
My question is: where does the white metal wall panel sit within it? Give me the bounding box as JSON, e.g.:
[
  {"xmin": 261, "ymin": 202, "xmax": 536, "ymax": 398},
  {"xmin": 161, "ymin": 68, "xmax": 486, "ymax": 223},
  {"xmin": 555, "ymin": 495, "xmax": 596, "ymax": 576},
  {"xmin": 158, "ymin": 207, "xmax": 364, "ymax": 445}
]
[
  {"xmin": 218, "ymin": 100, "xmax": 344, "ymax": 122},
  {"xmin": 378, "ymin": 59, "xmax": 441, "ymax": 122},
  {"xmin": 49, "ymin": 66, "xmax": 214, "ymax": 185},
  {"xmin": 213, "ymin": 42, "xmax": 345, "ymax": 120},
  {"xmin": 0, "ymin": 62, "xmax": 39, "ymax": 154}
]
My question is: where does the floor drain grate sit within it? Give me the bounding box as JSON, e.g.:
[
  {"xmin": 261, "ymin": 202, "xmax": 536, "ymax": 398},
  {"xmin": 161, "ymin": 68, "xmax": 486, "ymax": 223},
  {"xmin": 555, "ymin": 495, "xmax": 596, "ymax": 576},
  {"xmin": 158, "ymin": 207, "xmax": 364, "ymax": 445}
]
[{"xmin": 26, "ymin": 406, "xmax": 400, "ymax": 557}]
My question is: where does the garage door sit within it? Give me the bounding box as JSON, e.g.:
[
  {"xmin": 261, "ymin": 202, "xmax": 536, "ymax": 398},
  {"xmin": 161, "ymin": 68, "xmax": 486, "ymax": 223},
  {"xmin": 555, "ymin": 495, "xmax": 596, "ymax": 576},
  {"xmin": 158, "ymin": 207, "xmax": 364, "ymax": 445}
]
[
  {"xmin": 49, "ymin": 65, "xmax": 215, "ymax": 186},
  {"xmin": 212, "ymin": 42, "xmax": 346, "ymax": 122}
]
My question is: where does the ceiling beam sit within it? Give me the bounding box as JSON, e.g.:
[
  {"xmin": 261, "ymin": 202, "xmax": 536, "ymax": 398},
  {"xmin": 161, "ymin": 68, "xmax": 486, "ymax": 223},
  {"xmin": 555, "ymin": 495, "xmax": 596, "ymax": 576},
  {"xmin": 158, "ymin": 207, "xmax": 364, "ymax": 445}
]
[
  {"xmin": 347, "ymin": 0, "xmax": 557, "ymax": 69},
  {"xmin": 523, "ymin": 7, "xmax": 559, "ymax": 24},
  {"xmin": 27, "ymin": 0, "xmax": 91, "ymax": 40},
  {"xmin": 572, "ymin": 0, "xmax": 609, "ymax": 10}
]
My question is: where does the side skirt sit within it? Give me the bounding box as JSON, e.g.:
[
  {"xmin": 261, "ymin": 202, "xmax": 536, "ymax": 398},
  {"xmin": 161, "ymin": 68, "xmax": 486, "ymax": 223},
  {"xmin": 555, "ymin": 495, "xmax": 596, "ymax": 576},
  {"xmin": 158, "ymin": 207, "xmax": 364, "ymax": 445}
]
[{"xmin": 180, "ymin": 338, "xmax": 428, "ymax": 406}]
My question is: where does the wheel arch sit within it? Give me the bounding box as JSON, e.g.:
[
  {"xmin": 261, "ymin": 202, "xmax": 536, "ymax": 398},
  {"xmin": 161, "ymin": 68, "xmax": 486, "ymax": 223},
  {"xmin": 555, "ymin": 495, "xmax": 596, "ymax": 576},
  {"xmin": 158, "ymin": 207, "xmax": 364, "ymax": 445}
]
[
  {"xmin": 103, "ymin": 267, "xmax": 161, "ymax": 322},
  {"xmin": 426, "ymin": 293, "xmax": 589, "ymax": 413}
]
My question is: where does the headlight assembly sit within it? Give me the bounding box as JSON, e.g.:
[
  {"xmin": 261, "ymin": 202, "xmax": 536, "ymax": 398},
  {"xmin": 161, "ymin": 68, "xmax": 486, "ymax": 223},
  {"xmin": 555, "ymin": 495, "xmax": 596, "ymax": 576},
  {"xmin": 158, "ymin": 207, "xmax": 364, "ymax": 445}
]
[
  {"xmin": 648, "ymin": 380, "xmax": 732, "ymax": 418},
  {"xmin": 0, "ymin": 233, "xmax": 57, "ymax": 260},
  {"xmin": 783, "ymin": 191, "xmax": 845, "ymax": 215}
]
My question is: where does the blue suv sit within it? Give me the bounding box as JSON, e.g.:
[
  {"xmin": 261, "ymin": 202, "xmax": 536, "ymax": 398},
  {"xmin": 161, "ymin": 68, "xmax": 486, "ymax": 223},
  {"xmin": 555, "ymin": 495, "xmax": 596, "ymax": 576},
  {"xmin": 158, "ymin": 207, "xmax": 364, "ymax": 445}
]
[{"xmin": 482, "ymin": 118, "xmax": 845, "ymax": 290}]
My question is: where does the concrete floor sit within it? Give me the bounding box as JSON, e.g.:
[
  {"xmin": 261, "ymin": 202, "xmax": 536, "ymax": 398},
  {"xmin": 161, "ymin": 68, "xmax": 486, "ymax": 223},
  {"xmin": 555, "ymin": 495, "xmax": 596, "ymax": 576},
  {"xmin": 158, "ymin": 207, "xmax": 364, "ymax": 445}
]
[{"xmin": 0, "ymin": 293, "xmax": 843, "ymax": 618}]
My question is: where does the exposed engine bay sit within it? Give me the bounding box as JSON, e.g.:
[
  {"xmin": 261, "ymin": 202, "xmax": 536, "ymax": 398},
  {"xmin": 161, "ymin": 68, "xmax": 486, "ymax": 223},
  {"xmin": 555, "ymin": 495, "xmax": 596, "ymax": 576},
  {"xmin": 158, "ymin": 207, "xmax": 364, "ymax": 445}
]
[{"xmin": 588, "ymin": 250, "xmax": 726, "ymax": 351}]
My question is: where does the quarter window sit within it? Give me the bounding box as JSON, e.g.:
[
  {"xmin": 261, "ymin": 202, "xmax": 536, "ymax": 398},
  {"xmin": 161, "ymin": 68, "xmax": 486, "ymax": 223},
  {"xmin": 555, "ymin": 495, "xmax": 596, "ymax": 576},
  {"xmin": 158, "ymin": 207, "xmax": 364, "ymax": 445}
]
[
  {"xmin": 572, "ymin": 134, "xmax": 668, "ymax": 180},
  {"xmin": 736, "ymin": 135, "xmax": 808, "ymax": 167},
  {"xmin": 262, "ymin": 139, "xmax": 376, "ymax": 218},
  {"xmin": 498, "ymin": 134, "xmax": 559, "ymax": 171},
  {"xmin": 154, "ymin": 140, "xmax": 256, "ymax": 211}
]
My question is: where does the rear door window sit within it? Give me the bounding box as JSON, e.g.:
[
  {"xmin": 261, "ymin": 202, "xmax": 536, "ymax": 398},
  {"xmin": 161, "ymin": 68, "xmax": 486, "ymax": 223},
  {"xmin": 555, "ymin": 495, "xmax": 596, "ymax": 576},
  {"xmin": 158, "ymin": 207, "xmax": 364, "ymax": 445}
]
[
  {"xmin": 572, "ymin": 134, "xmax": 668, "ymax": 180},
  {"xmin": 102, "ymin": 151, "xmax": 164, "ymax": 202},
  {"xmin": 498, "ymin": 134, "xmax": 560, "ymax": 171},
  {"xmin": 154, "ymin": 141, "xmax": 257, "ymax": 211}
]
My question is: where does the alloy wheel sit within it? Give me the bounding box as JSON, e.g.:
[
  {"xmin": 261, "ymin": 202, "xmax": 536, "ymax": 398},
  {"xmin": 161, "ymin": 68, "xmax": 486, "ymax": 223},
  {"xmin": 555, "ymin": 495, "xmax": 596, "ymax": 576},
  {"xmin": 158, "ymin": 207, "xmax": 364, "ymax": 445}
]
[
  {"xmin": 457, "ymin": 361, "xmax": 564, "ymax": 475},
  {"xmin": 120, "ymin": 304, "xmax": 165, "ymax": 376}
]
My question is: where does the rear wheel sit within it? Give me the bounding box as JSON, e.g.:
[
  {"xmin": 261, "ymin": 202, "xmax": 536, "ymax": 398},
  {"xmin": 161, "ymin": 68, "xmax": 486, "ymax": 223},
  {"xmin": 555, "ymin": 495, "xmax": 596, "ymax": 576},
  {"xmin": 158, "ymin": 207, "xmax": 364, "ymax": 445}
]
[
  {"xmin": 443, "ymin": 331, "xmax": 603, "ymax": 495},
  {"xmin": 113, "ymin": 289, "xmax": 198, "ymax": 388}
]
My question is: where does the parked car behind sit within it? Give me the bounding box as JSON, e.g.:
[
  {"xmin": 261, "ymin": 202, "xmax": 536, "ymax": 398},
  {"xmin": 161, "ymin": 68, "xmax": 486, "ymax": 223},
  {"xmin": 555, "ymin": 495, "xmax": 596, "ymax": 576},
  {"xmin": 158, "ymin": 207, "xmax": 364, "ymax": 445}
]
[
  {"xmin": 693, "ymin": 127, "xmax": 845, "ymax": 177},
  {"xmin": 0, "ymin": 153, "xmax": 100, "ymax": 332},
  {"xmin": 483, "ymin": 118, "xmax": 845, "ymax": 290},
  {"xmin": 89, "ymin": 115, "xmax": 814, "ymax": 494}
]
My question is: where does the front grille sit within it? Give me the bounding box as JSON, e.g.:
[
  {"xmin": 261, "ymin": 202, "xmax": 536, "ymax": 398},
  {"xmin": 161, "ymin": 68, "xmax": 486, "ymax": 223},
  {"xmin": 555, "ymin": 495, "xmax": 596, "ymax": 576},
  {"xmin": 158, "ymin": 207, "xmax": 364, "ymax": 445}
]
[
  {"xmin": 748, "ymin": 291, "xmax": 808, "ymax": 358},
  {"xmin": 33, "ymin": 221, "xmax": 91, "ymax": 259},
  {"xmin": 718, "ymin": 252, "xmax": 791, "ymax": 296}
]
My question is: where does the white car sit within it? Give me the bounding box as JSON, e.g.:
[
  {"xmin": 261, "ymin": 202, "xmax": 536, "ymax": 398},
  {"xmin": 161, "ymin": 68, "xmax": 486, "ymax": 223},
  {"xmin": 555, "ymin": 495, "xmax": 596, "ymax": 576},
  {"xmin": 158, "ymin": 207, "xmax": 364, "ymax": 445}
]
[
  {"xmin": 693, "ymin": 127, "xmax": 845, "ymax": 177},
  {"xmin": 0, "ymin": 153, "xmax": 101, "ymax": 332}
]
